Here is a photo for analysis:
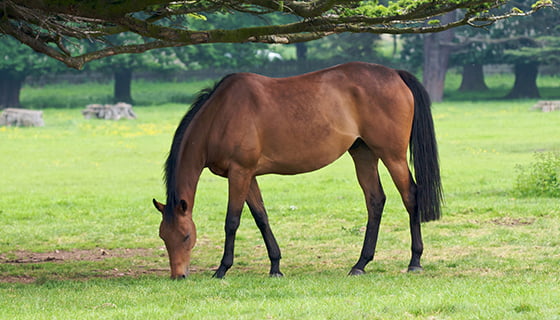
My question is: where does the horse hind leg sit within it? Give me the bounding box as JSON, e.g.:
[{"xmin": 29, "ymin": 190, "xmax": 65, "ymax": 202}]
[
  {"xmin": 348, "ymin": 142, "xmax": 386, "ymax": 275},
  {"xmin": 382, "ymin": 157, "xmax": 423, "ymax": 272},
  {"xmin": 246, "ymin": 177, "xmax": 283, "ymax": 277}
]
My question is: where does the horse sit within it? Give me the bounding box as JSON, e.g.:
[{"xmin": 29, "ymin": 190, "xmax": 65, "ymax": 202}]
[{"xmin": 152, "ymin": 62, "xmax": 442, "ymax": 279}]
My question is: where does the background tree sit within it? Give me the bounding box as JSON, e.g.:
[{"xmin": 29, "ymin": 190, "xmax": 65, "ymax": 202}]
[
  {"xmin": 450, "ymin": 0, "xmax": 560, "ymax": 97},
  {"xmin": 452, "ymin": 44, "xmax": 492, "ymax": 92},
  {"xmin": 86, "ymin": 34, "xmax": 189, "ymax": 104},
  {"xmin": 422, "ymin": 11, "xmax": 456, "ymax": 102},
  {"xmin": 449, "ymin": 26, "xmax": 499, "ymax": 92},
  {"xmin": 0, "ymin": 36, "xmax": 63, "ymax": 109},
  {"xmin": 401, "ymin": 0, "xmax": 558, "ymax": 100},
  {"xmin": 0, "ymin": 0, "xmax": 550, "ymax": 70},
  {"xmin": 500, "ymin": 0, "xmax": 560, "ymax": 98}
]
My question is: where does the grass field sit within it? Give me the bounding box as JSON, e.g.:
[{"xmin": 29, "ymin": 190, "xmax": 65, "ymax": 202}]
[{"xmin": 1, "ymin": 80, "xmax": 559, "ymax": 319}]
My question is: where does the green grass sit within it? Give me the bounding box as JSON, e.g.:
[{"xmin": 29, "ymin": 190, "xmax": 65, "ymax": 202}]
[
  {"xmin": 1, "ymin": 87, "xmax": 560, "ymax": 319},
  {"xmin": 2, "ymin": 274, "xmax": 558, "ymax": 319}
]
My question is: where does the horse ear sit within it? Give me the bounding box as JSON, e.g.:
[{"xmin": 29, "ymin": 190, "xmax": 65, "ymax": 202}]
[
  {"xmin": 180, "ymin": 199, "xmax": 188, "ymax": 212},
  {"xmin": 152, "ymin": 199, "xmax": 165, "ymax": 214}
]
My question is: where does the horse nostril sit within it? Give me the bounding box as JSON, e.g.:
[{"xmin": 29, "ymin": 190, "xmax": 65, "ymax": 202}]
[{"xmin": 180, "ymin": 274, "xmax": 187, "ymax": 279}]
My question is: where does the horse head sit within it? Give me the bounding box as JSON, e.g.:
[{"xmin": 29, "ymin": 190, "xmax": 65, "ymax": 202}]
[{"xmin": 153, "ymin": 199, "xmax": 196, "ymax": 279}]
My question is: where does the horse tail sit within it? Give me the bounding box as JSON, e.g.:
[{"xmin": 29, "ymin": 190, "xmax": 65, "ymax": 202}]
[{"xmin": 397, "ymin": 70, "xmax": 443, "ymax": 222}]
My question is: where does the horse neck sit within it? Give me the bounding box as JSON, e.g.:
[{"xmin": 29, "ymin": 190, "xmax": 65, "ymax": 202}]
[{"xmin": 174, "ymin": 128, "xmax": 207, "ymax": 210}]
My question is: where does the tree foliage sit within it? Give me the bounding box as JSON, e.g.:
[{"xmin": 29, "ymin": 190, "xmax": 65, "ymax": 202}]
[{"xmin": 0, "ymin": 0, "xmax": 552, "ymax": 69}]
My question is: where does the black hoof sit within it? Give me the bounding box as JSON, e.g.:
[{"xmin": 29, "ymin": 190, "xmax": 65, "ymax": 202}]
[
  {"xmin": 269, "ymin": 272, "xmax": 284, "ymax": 278},
  {"xmin": 407, "ymin": 265, "xmax": 424, "ymax": 273},
  {"xmin": 348, "ymin": 268, "xmax": 366, "ymax": 276},
  {"xmin": 212, "ymin": 268, "xmax": 227, "ymax": 279}
]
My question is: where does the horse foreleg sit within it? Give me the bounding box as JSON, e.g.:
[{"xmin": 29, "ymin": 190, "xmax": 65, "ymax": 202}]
[
  {"xmin": 213, "ymin": 168, "xmax": 253, "ymax": 279},
  {"xmin": 246, "ymin": 177, "xmax": 283, "ymax": 277},
  {"xmin": 348, "ymin": 146, "xmax": 386, "ymax": 275}
]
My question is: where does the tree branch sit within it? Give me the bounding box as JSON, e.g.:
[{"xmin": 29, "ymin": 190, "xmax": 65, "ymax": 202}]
[{"xmin": 0, "ymin": 0, "xmax": 553, "ymax": 69}]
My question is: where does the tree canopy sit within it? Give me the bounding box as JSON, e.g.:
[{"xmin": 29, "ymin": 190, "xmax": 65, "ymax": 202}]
[{"xmin": 0, "ymin": 0, "xmax": 552, "ymax": 69}]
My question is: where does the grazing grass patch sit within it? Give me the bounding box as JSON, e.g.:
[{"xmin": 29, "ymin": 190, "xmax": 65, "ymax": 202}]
[{"xmin": 1, "ymin": 92, "xmax": 559, "ymax": 319}]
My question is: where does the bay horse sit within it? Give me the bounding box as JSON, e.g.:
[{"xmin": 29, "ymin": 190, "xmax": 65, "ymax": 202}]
[{"xmin": 153, "ymin": 62, "xmax": 442, "ymax": 279}]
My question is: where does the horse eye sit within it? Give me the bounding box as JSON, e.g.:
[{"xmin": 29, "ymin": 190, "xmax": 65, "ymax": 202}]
[{"xmin": 183, "ymin": 234, "xmax": 190, "ymax": 242}]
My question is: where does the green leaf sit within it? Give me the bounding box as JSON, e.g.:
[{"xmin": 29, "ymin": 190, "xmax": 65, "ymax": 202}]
[{"xmin": 187, "ymin": 13, "xmax": 207, "ymax": 21}]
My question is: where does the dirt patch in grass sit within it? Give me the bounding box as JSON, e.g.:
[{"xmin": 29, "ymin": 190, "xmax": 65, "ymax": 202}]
[
  {"xmin": 1, "ymin": 248, "xmax": 161, "ymax": 264},
  {"xmin": 0, "ymin": 248, "xmax": 165, "ymax": 264},
  {"xmin": 490, "ymin": 217, "xmax": 536, "ymax": 226},
  {"xmin": 0, "ymin": 248, "xmax": 171, "ymax": 283}
]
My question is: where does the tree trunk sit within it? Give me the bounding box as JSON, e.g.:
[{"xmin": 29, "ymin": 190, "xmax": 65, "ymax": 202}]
[
  {"xmin": 296, "ymin": 42, "xmax": 307, "ymax": 61},
  {"xmin": 459, "ymin": 64, "xmax": 488, "ymax": 92},
  {"xmin": 392, "ymin": 34, "xmax": 398, "ymax": 58},
  {"xmin": 113, "ymin": 68, "xmax": 133, "ymax": 104},
  {"xmin": 295, "ymin": 42, "xmax": 308, "ymax": 73},
  {"xmin": 0, "ymin": 71, "xmax": 24, "ymax": 109},
  {"xmin": 505, "ymin": 62, "xmax": 540, "ymax": 99},
  {"xmin": 422, "ymin": 12, "xmax": 456, "ymax": 102}
]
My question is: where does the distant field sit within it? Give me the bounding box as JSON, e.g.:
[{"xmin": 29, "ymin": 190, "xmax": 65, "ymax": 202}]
[
  {"xmin": 20, "ymin": 79, "xmax": 213, "ymax": 108},
  {"xmin": 19, "ymin": 71, "xmax": 560, "ymax": 109},
  {"xmin": 1, "ymin": 85, "xmax": 559, "ymax": 319}
]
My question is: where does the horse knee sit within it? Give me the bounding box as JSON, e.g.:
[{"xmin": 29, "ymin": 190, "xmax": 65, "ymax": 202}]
[
  {"xmin": 368, "ymin": 193, "xmax": 386, "ymax": 220},
  {"xmin": 372, "ymin": 194, "xmax": 386, "ymax": 209},
  {"xmin": 224, "ymin": 215, "xmax": 241, "ymax": 235}
]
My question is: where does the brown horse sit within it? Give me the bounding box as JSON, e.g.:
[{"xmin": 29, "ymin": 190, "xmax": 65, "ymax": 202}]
[{"xmin": 153, "ymin": 62, "xmax": 442, "ymax": 279}]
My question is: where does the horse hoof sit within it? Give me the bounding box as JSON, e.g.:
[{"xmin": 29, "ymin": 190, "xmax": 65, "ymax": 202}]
[
  {"xmin": 212, "ymin": 270, "xmax": 226, "ymax": 279},
  {"xmin": 407, "ymin": 266, "xmax": 424, "ymax": 273},
  {"xmin": 270, "ymin": 272, "xmax": 284, "ymax": 278},
  {"xmin": 348, "ymin": 268, "xmax": 366, "ymax": 276}
]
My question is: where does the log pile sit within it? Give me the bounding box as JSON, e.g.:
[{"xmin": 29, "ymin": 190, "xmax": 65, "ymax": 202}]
[
  {"xmin": 82, "ymin": 103, "xmax": 137, "ymax": 120},
  {"xmin": 532, "ymin": 100, "xmax": 560, "ymax": 112},
  {"xmin": 0, "ymin": 108, "xmax": 45, "ymax": 127}
]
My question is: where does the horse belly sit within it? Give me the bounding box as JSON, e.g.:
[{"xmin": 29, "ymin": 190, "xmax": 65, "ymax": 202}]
[{"xmin": 256, "ymin": 127, "xmax": 356, "ymax": 175}]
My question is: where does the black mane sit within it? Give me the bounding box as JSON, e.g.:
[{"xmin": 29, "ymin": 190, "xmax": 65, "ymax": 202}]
[{"xmin": 163, "ymin": 74, "xmax": 234, "ymax": 221}]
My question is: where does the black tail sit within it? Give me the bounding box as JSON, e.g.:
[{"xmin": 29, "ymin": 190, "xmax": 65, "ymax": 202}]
[{"xmin": 398, "ymin": 70, "xmax": 443, "ymax": 222}]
